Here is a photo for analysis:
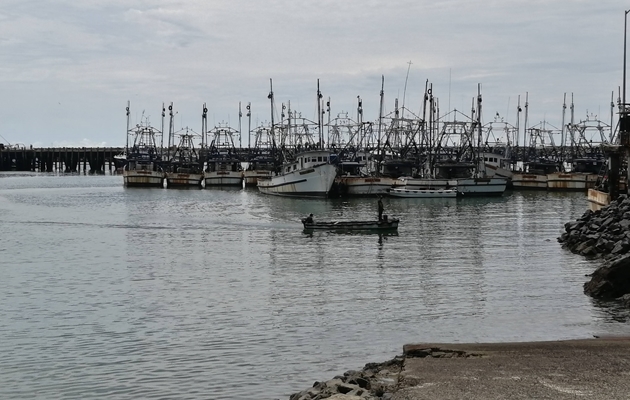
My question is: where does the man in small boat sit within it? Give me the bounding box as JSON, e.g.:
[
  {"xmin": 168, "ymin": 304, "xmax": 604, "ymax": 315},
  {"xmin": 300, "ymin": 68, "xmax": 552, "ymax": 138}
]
[
  {"xmin": 378, "ymin": 196, "xmax": 384, "ymax": 221},
  {"xmin": 305, "ymin": 214, "xmax": 314, "ymax": 224}
]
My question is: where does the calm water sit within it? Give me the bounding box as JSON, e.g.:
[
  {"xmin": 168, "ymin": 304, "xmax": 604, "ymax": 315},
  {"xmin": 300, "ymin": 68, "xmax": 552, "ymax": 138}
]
[{"xmin": 1, "ymin": 173, "xmax": 628, "ymax": 399}]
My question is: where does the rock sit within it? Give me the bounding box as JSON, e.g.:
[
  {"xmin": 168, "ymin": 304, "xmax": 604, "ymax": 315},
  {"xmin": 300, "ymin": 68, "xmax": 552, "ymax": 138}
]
[
  {"xmin": 611, "ymin": 240, "xmax": 630, "ymax": 255},
  {"xmin": 584, "ymin": 254, "xmax": 630, "ymax": 299}
]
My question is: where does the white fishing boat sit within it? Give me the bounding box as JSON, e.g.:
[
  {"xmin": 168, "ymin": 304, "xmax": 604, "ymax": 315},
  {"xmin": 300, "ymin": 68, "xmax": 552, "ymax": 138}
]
[
  {"xmin": 511, "ymin": 173, "xmax": 547, "ymax": 189},
  {"xmin": 122, "ymin": 102, "xmax": 165, "ymax": 188},
  {"xmin": 398, "ymin": 177, "xmax": 457, "ymax": 190},
  {"xmin": 388, "ymin": 187, "xmax": 457, "ymax": 198},
  {"xmin": 456, "ymin": 177, "xmax": 507, "ymax": 196},
  {"xmin": 203, "ymin": 123, "xmax": 244, "ymax": 187},
  {"xmin": 480, "ymin": 152, "xmax": 513, "ymax": 180},
  {"xmin": 165, "ymin": 130, "xmax": 204, "ymax": 188},
  {"xmin": 511, "ymin": 161, "xmax": 559, "ymax": 190},
  {"xmin": 257, "ymin": 150, "xmax": 337, "ymax": 197},
  {"xmin": 243, "ymin": 153, "xmax": 275, "ymax": 186}
]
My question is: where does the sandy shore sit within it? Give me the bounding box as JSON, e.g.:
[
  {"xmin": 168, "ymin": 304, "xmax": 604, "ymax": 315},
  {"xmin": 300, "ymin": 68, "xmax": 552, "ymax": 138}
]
[{"xmin": 290, "ymin": 337, "xmax": 630, "ymax": 400}]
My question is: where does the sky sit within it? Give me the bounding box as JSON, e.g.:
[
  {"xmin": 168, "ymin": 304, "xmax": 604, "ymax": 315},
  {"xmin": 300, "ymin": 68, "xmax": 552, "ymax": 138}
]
[{"xmin": 0, "ymin": 0, "xmax": 626, "ymax": 148}]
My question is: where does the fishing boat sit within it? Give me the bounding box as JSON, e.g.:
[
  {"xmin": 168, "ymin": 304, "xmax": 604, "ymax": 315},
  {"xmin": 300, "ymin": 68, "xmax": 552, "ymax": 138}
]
[
  {"xmin": 257, "ymin": 149, "xmax": 337, "ymax": 197},
  {"xmin": 122, "ymin": 103, "xmax": 165, "ymax": 188},
  {"xmin": 203, "ymin": 123, "xmax": 244, "ymax": 187},
  {"xmin": 165, "ymin": 130, "xmax": 204, "ymax": 188},
  {"xmin": 336, "ymin": 154, "xmax": 405, "ymax": 196},
  {"xmin": 387, "ymin": 187, "xmax": 457, "ymax": 198},
  {"xmin": 301, "ymin": 215, "xmax": 399, "ymax": 231}
]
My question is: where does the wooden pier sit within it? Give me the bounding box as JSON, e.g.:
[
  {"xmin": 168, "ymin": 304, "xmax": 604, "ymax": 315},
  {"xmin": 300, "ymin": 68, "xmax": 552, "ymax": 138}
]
[{"xmin": 0, "ymin": 147, "xmax": 125, "ymax": 173}]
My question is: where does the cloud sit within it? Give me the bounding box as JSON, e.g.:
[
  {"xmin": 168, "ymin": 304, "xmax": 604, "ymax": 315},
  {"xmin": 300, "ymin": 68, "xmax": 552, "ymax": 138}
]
[{"xmin": 0, "ymin": 0, "xmax": 625, "ymax": 146}]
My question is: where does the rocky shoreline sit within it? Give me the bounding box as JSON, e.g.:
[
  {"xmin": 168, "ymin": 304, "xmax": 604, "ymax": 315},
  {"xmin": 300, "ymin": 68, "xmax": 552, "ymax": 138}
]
[
  {"xmin": 557, "ymin": 194, "xmax": 630, "ymax": 301},
  {"xmin": 288, "ymin": 347, "xmax": 480, "ymax": 400}
]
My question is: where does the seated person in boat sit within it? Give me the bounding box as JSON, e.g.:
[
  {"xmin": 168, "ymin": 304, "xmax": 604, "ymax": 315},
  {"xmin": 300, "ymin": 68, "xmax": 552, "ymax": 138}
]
[{"xmin": 304, "ymin": 214, "xmax": 314, "ymax": 224}]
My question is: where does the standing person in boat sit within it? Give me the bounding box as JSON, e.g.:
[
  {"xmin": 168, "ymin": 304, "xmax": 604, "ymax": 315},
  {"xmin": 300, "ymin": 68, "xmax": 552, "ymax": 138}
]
[{"xmin": 377, "ymin": 196, "xmax": 384, "ymax": 221}]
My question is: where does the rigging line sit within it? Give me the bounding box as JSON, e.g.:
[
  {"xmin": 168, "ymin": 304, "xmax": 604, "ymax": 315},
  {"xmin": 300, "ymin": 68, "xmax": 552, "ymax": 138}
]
[{"xmin": 0, "ymin": 132, "xmax": 10, "ymax": 145}]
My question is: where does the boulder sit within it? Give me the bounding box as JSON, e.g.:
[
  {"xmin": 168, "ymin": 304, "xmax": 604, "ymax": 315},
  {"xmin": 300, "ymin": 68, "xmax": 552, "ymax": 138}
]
[{"xmin": 584, "ymin": 254, "xmax": 630, "ymax": 299}]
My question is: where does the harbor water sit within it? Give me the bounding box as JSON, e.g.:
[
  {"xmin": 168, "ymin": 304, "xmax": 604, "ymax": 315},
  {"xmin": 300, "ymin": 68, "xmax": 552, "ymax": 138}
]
[{"xmin": 1, "ymin": 173, "xmax": 628, "ymax": 399}]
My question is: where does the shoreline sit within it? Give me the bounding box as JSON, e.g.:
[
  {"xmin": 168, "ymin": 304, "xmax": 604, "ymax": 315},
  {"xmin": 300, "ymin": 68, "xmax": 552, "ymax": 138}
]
[{"xmin": 289, "ymin": 337, "xmax": 630, "ymax": 400}]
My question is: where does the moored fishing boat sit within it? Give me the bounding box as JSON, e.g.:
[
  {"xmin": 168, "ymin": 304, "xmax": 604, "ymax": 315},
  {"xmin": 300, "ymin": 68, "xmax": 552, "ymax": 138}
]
[
  {"xmin": 257, "ymin": 149, "xmax": 337, "ymax": 197},
  {"xmin": 387, "ymin": 187, "xmax": 457, "ymax": 198},
  {"xmin": 301, "ymin": 215, "xmax": 399, "ymax": 231},
  {"xmin": 203, "ymin": 123, "xmax": 244, "ymax": 187},
  {"xmin": 165, "ymin": 131, "xmax": 203, "ymax": 188},
  {"xmin": 122, "ymin": 102, "xmax": 165, "ymax": 188}
]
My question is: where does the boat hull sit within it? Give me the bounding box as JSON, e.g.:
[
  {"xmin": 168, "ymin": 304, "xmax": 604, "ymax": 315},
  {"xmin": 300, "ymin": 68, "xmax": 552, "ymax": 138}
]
[
  {"xmin": 123, "ymin": 170, "xmax": 164, "ymax": 187},
  {"xmin": 511, "ymin": 173, "xmax": 547, "ymax": 190},
  {"xmin": 258, "ymin": 164, "xmax": 337, "ymax": 198},
  {"xmin": 336, "ymin": 176, "xmax": 404, "ymax": 196},
  {"xmin": 399, "ymin": 177, "xmax": 457, "ymax": 190},
  {"xmin": 166, "ymin": 173, "xmax": 203, "ymax": 188},
  {"xmin": 302, "ymin": 219, "xmax": 399, "ymax": 231},
  {"xmin": 546, "ymin": 173, "xmax": 588, "ymax": 191},
  {"xmin": 204, "ymin": 171, "xmax": 243, "ymax": 186},
  {"xmin": 243, "ymin": 170, "xmax": 272, "ymax": 186},
  {"xmin": 456, "ymin": 177, "xmax": 507, "ymax": 196},
  {"xmin": 388, "ymin": 188, "xmax": 457, "ymax": 198}
]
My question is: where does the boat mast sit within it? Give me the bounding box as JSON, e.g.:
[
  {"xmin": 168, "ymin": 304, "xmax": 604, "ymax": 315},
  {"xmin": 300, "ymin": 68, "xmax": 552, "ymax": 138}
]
[
  {"xmin": 561, "ymin": 93, "xmax": 567, "ymax": 166},
  {"xmin": 317, "ymin": 79, "xmax": 323, "ymax": 148},
  {"xmin": 476, "ymin": 84, "xmax": 484, "ymax": 177},
  {"xmin": 168, "ymin": 102, "xmax": 174, "ymax": 156},
  {"xmin": 268, "ymin": 79, "xmax": 279, "ymax": 163},
  {"xmin": 512, "ymin": 94, "xmax": 523, "ymax": 170},
  {"xmin": 238, "ymin": 102, "xmax": 242, "ymax": 149},
  {"xmin": 125, "ymin": 101, "xmax": 130, "ymax": 152},
  {"xmin": 247, "ymin": 102, "xmax": 251, "ymax": 149},
  {"xmin": 570, "ymin": 94, "xmax": 575, "ymax": 161},
  {"xmin": 377, "ymin": 75, "xmax": 384, "ymax": 172},
  {"xmin": 327, "ymin": 97, "xmax": 331, "ymax": 147},
  {"xmin": 610, "ymin": 92, "xmax": 615, "ymax": 143},
  {"xmin": 160, "ymin": 103, "xmax": 165, "ymax": 159},
  {"xmin": 357, "ymin": 96, "xmax": 363, "ymax": 151}
]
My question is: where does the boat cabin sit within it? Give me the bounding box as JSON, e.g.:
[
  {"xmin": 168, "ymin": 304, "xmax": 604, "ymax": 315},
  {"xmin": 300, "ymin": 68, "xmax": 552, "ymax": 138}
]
[
  {"xmin": 524, "ymin": 160, "xmax": 561, "ymax": 175},
  {"xmin": 572, "ymin": 158, "xmax": 605, "ymax": 174},
  {"xmin": 434, "ymin": 161, "xmax": 476, "ymax": 179},
  {"xmin": 282, "ymin": 150, "xmax": 331, "ymax": 174}
]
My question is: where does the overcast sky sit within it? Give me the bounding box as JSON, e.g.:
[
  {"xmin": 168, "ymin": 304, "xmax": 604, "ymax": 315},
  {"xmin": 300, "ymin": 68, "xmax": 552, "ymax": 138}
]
[{"xmin": 0, "ymin": 0, "xmax": 626, "ymax": 147}]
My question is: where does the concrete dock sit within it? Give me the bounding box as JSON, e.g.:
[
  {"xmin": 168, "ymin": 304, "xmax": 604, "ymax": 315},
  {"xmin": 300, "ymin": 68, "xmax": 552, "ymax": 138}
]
[{"xmin": 392, "ymin": 337, "xmax": 630, "ymax": 399}]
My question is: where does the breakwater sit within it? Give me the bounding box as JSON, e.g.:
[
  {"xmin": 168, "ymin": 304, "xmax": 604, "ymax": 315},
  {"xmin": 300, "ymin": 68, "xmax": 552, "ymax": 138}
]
[{"xmin": 559, "ymin": 194, "xmax": 630, "ymax": 300}]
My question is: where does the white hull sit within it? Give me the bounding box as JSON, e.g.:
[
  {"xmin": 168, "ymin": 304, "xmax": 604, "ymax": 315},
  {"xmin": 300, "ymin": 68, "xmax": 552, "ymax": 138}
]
[
  {"xmin": 512, "ymin": 173, "xmax": 547, "ymax": 190},
  {"xmin": 399, "ymin": 177, "xmax": 457, "ymax": 190},
  {"xmin": 166, "ymin": 172, "xmax": 203, "ymax": 188},
  {"xmin": 546, "ymin": 173, "xmax": 588, "ymax": 191},
  {"xmin": 123, "ymin": 170, "xmax": 164, "ymax": 187},
  {"xmin": 258, "ymin": 164, "xmax": 337, "ymax": 197},
  {"xmin": 243, "ymin": 170, "xmax": 273, "ymax": 186},
  {"xmin": 388, "ymin": 187, "xmax": 457, "ymax": 198},
  {"xmin": 204, "ymin": 171, "xmax": 243, "ymax": 186},
  {"xmin": 337, "ymin": 176, "xmax": 404, "ymax": 196},
  {"xmin": 457, "ymin": 177, "xmax": 507, "ymax": 196}
]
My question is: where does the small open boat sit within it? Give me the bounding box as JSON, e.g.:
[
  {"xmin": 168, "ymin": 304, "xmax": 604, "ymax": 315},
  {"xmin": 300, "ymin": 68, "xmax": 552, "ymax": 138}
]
[
  {"xmin": 388, "ymin": 187, "xmax": 457, "ymax": 198},
  {"xmin": 301, "ymin": 216, "xmax": 399, "ymax": 231}
]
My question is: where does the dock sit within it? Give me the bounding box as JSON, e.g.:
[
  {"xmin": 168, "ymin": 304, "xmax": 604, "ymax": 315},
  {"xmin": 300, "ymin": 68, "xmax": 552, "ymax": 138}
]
[{"xmin": 0, "ymin": 146, "xmax": 125, "ymax": 173}]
